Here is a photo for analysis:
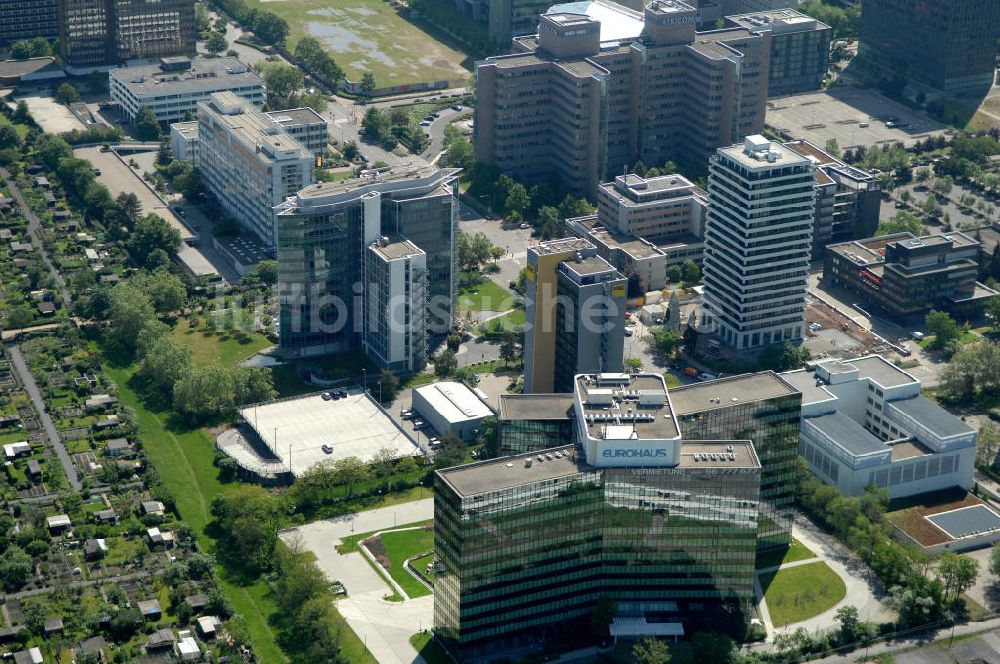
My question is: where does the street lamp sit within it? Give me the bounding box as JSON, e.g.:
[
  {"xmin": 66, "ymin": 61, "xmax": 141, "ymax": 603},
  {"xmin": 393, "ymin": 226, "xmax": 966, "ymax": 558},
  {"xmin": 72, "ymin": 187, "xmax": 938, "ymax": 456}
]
[{"xmin": 362, "ymin": 368, "xmax": 367, "ymax": 393}]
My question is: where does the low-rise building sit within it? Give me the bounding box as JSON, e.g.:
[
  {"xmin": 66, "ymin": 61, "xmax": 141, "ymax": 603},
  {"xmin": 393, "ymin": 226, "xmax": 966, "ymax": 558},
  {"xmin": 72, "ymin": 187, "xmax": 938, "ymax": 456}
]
[
  {"xmin": 726, "ymin": 9, "xmax": 831, "ymax": 96},
  {"xmin": 412, "ymin": 381, "xmax": 493, "ymax": 441},
  {"xmin": 824, "ymin": 231, "xmax": 997, "ymax": 321},
  {"xmin": 197, "ymin": 92, "xmax": 314, "ymax": 247},
  {"xmin": 110, "ymin": 57, "xmax": 265, "ymax": 124},
  {"xmin": 783, "ymin": 355, "xmax": 976, "ymax": 499}
]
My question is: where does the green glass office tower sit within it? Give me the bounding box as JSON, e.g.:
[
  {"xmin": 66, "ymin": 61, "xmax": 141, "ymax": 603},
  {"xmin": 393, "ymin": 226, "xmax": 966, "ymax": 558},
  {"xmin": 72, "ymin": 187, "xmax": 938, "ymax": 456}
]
[
  {"xmin": 434, "ymin": 443, "xmax": 760, "ymax": 651},
  {"xmin": 670, "ymin": 373, "xmax": 802, "ymax": 551},
  {"xmin": 498, "ymin": 394, "xmax": 574, "ymax": 456}
]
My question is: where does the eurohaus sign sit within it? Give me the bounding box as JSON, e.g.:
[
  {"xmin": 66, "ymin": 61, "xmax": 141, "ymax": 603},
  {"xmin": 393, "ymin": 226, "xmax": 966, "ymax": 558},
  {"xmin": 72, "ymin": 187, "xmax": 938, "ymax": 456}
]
[{"xmin": 602, "ymin": 448, "xmax": 669, "ymax": 459}]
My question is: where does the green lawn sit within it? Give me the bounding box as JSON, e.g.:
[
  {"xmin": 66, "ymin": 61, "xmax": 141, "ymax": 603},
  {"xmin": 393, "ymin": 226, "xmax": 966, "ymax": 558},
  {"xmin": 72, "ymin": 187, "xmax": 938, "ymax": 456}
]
[
  {"xmin": 919, "ymin": 329, "xmax": 978, "ymax": 349},
  {"xmin": 755, "ymin": 539, "xmax": 817, "ymax": 570},
  {"xmin": 481, "ymin": 308, "xmax": 525, "ymax": 334},
  {"xmin": 410, "ymin": 632, "xmax": 455, "ymax": 664},
  {"xmin": 458, "ymin": 281, "xmax": 515, "ymax": 312},
  {"xmin": 760, "ymin": 561, "xmax": 846, "ymax": 627},
  {"xmin": 379, "ymin": 526, "xmax": 435, "ymax": 598},
  {"xmin": 337, "ymin": 519, "xmax": 433, "ymax": 554},
  {"xmin": 245, "ymin": 0, "xmax": 471, "ymax": 87},
  {"xmin": 170, "ymin": 318, "xmax": 272, "ymax": 367},
  {"xmin": 411, "ymin": 552, "xmax": 435, "ymax": 586}
]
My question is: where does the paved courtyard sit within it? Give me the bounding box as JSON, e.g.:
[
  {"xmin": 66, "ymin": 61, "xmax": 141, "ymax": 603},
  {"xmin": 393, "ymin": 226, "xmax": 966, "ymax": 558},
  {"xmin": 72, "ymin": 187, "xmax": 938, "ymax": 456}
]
[{"xmin": 281, "ymin": 499, "xmax": 435, "ymax": 664}]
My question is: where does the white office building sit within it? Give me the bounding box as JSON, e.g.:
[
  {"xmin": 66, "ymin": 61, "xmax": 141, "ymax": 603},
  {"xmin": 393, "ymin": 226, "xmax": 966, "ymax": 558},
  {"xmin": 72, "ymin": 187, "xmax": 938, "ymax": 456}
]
[
  {"xmin": 783, "ymin": 356, "xmax": 976, "ymax": 499},
  {"xmin": 110, "ymin": 57, "xmax": 265, "ymax": 124},
  {"xmin": 170, "ymin": 121, "xmax": 198, "ymax": 162},
  {"xmin": 197, "ymin": 92, "xmax": 314, "ymax": 247},
  {"xmin": 412, "ymin": 381, "xmax": 493, "ymax": 441},
  {"xmin": 701, "ymin": 135, "xmax": 816, "ymax": 350},
  {"xmin": 363, "ymin": 236, "xmax": 428, "ymax": 373}
]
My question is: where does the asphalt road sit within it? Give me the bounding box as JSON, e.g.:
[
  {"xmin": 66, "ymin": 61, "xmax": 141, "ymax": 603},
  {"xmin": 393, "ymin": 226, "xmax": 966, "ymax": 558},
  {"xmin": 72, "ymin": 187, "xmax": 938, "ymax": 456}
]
[{"xmin": 7, "ymin": 344, "xmax": 81, "ymax": 491}]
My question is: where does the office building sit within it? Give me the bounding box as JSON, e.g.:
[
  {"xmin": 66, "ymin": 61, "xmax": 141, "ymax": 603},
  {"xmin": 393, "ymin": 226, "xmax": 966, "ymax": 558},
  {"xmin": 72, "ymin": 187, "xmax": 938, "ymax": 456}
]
[
  {"xmin": 524, "ymin": 238, "xmax": 627, "ymax": 393},
  {"xmin": 363, "ymin": 236, "xmax": 428, "ymax": 373},
  {"xmin": 275, "ymin": 164, "xmax": 458, "ymax": 360},
  {"xmin": 412, "ymin": 381, "xmax": 493, "ymax": 441},
  {"xmin": 58, "ymin": 0, "xmax": 195, "ymax": 70},
  {"xmin": 265, "ymin": 107, "xmax": 329, "ymax": 156},
  {"xmin": 726, "ymin": 9, "xmax": 831, "ymax": 96},
  {"xmin": 110, "ymin": 57, "xmax": 265, "ymax": 124},
  {"xmin": 169, "ymin": 121, "xmax": 197, "ymax": 162},
  {"xmin": 859, "ymin": 0, "xmax": 1000, "ymax": 92},
  {"xmin": 0, "ymin": 0, "xmax": 59, "ymax": 46},
  {"xmin": 435, "ymin": 373, "xmax": 761, "ymax": 652},
  {"xmin": 824, "ymin": 231, "xmax": 998, "ymax": 321},
  {"xmin": 451, "ymin": 0, "xmax": 553, "ymax": 44},
  {"xmin": 783, "ymin": 140, "xmax": 880, "ymax": 258},
  {"xmin": 498, "ymin": 393, "xmax": 574, "ymax": 455},
  {"xmin": 197, "ymin": 92, "xmax": 314, "ymax": 247},
  {"xmin": 783, "ymin": 356, "xmax": 976, "ymax": 499},
  {"xmin": 566, "ymin": 172, "xmax": 707, "ymax": 292},
  {"xmin": 701, "ymin": 135, "xmax": 816, "ymax": 350},
  {"xmin": 475, "ymin": 0, "xmax": 769, "ymax": 196},
  {"xmin": 670, "ymin": 371, "xmax": 801, "ymax": 551}
]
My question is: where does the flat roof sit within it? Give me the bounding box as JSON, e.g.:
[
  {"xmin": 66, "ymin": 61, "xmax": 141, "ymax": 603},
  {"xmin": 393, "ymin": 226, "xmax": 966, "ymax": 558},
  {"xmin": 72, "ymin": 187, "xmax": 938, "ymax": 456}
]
[
  {"xmin": 577, "ymin": 374, "xmax": 679, "ymax": 440},
  {"xmin": 806, "ymin": 412, "xmax": 888, "ymax": 457},
  {"xmin": 887, "ymin": 395, "xmax": 973, "ymax": 439},
  {"xmin": 530, "ymin": 237, "xmax": 595, "ymax": 257},
  {"xmin": 437, "ymin": 445, "xmax": 587, "ymax": 497},
  {"xmin": 926, "ymin": 504, "xmax": 1000, "ymax": 540},
  {"xmin": 727, "ymin": 9, "xmax": 827, "ymax": 32},
  {"xmin": 265, "ymin": 107, "xmax": 326, "ymax": 128},
  {"xmin": 677, "ymin": 441, "xmax": 758, "ymax": 468},
  {"xmin": 779, "ymin": 369, "xmax": 836, "ymax": 406},
  {"xmin": 561, "ymin": 254, "xmax": 618, "ymax": 277},
  {"xmin": 413, "ymin": 381, "xmax": 492, "ymax": 424},
  {"xmin": 590, "ymin": 227, "xmax": 665, "ymax": 260},
  {"xmin": 547, "ymin": 0, "xmax": 645, "ymax": 43},
  {"xmin": 670, "ymin": 372, "xmax": 799, "ymax": 416},
  {"xmin": 719, "ymin": 139, "xmax": 811, "ymax": 170},
  {"xmin": 286, "ymin": 164, "xmax": 458, "ymax": 213},
  {"xmin": 202, "ymin": 92, "xmax": 311, "ymax": 163},
  {"xmin": 239, "ymin": 391, "xmax": 419, "ymax": 477},
  {"xmin": 890, "ymin": 439, "xmax": 932, "ymax": 461},
  {"xmin": 111, "ymin": 57, "xmax": 263, "ymax": 98},
  {"xmin": 499, "ymin": 394, "xmax": 574, "ymax": 420},
  {"xmin": 371, "ymin": 235, "xmax": 424, "ymax": 260},
  {"xmin": 848, "ymin": 356, "xmax": 917, "ymax": 388}
]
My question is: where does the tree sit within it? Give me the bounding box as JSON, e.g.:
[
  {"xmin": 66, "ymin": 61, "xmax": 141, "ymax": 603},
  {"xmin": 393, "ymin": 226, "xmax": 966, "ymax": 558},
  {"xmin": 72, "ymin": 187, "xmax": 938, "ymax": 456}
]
[
  {"xmin": 0, "ymin": 545, "xmax": 33, "ymax": 590},
  {"xmin": 499, "ymin": 330, "xmax": 522, "ymax": 366},
  {"xmin": 260, "ymin": 62, "xmax": 304, "ymax": 100},
  {"xmin": 435, "ymin": 349, "xmax": 458, "ymax": 377},
  {"xmin": 115, "ymin": 192, "xmax": 142, "ymax": 226},
  {"xmin": 825, "ymin": 138, "xmax": 841, "ymax": 158},
  {"xmin": 141, "ymin": 334, "xmax": 193, "ymax": 394},
  {"xmin": 989, "ymin": 541, "xmax": 1000, "ymax": 578},
  {"xmin": 538, "ymin": 205, "xmax": 562, "ymax": 240},
  {"xmin": 625, "ymin": 357, "xmax": 642, "ymax": 372},
  {"xmin": 173, "ymin": 365, "xmax": 237, "ymax": 419},
  {"xmin": 132, "ymin": 270, "xmax": 187, "ymax": 313},
  {"xmin": 332, "ymin": 456, "xmax": 372, "ymax": 497},
  {"xmin": 434, "ymin": 434, "xmax": 467, "ymax": 469},
  {"xmin": 256, "ymin": 259, "xmax": 278, "ymax": 285},
  {"xmin": 233, "ymin": 365, "xmax": 277, "ymax": 405},
  {"xmin": 378, "ymin": 370, "xmax": 399, "ymax": 403},
  {"xmin": 977, "ymin": 422, "xmax": 1000, "ymax": 468},
  {"xmin": 632, "ymin": 637, "xmax": 671, "ymax": 664},
  {"xmin": 446, "ymin": 136, "xmax": 473, "ymax": 170},
  {"xmin": 360, "ymin": 71, "xmax": 376, "ymax": 98},
  {"xmin": 156, "ymin": 140, "xmax": 171, "ymax": 166},
  {"xmin": 681, "ymin": 260, "xmax": 700, "ymax": 284},
  {"xmin": 666, "ymin": 292, "xmax": 680, "ymax": 332},
  {"xmin": 205, "ymin": 31, "xmax": 228, "ymax": 54},
  {"xmin": 108, "ymin": 608, "xmax": 142, "ymax": 641},
  {"xmin": 925, "ymin": 310, "xmax": 959, "ymax": 350},
  {"xmin": 877, "ymin": 211, "xmax": 923, "ymax": 236},
  {"xmin": 689, "ymin": 632, "xmax": 736, "ymax": 664},
  {"xmin": 55, "ymin": 82, "xmax": 81, "ymax": 105},
  {"xmin": 937, "ymin": 552, "xmax": 978, "ymax": 599},
  {"xmin": 757, "ymin": 341, "xmax": 811, "ymax": 372},
  {"xmin": 210, "ymin": 485, "xmax": 285, "ymax": 572},
  {"xmin": 666, "ymin": 264, "xmax": 682, "ymax": 284},
  {"xmin": 133, "ymin": 106, "xmax": 161, "ymax": 141},
  {"xmin": 835, "ymin": 605, "xmax": 861, "ymax": 643},
  {"xmin": 986, "ymin": 296, "xmax": 1000, "ymax": 332},
  {"xmin": 505, "ymin": 182, "xmax": 530, "ymax": 218},
  {"xmin": 251, "ymin": 10, "xmax": 289, "ymax": 45},
  {"xmin": 932, "ymin": 175, "xmax": 954, "ymax": 197},
  {"xmin": 127, "ymin": 213, "xmax": 180, "ymax": 268},
  {"xmin": 0, "ymin": 124, "xmax": 21, "ymax": 150},
  {"xmin": 108, "ymin": 283, "xmax": 156, "ymax": 354}
]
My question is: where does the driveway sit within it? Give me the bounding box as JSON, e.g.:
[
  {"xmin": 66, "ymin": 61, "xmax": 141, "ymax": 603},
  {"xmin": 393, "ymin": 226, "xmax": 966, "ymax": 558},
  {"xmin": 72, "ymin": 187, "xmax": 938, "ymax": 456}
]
[{"xmin": 280, "ymin": 499, "xmax": 435, "ymax": 664}]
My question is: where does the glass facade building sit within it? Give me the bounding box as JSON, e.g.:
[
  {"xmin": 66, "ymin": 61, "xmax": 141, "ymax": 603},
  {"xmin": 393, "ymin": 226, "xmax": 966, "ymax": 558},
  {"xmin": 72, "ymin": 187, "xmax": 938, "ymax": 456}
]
[
  {"xmin": 671, "ymin": 374, "xmax": 802, "ymax": 551},
  {"xmin": 434, "ymin": 443, "xmax": 760, "ymax": 651}
]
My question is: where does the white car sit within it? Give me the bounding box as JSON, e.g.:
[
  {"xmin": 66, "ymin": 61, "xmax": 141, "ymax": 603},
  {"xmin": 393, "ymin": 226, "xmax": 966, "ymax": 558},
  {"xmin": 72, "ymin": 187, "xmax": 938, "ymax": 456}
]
[{"xmin": 413, "ymin": 420, "xmax": 428, "ymax": 430}]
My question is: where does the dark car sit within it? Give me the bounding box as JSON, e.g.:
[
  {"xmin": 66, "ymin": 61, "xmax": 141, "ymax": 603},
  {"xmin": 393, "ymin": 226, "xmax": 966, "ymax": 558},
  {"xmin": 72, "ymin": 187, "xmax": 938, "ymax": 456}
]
[{"xmin": 322, "ymin": 444, "xmax": 333, "ymax": 454}]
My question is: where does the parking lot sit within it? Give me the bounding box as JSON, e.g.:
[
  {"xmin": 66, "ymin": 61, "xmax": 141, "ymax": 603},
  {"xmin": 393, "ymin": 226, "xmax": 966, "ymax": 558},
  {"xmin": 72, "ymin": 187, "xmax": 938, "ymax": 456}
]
[{"xmin": 768, "ymin": 87, "xmax": 949, "ymax": 150}]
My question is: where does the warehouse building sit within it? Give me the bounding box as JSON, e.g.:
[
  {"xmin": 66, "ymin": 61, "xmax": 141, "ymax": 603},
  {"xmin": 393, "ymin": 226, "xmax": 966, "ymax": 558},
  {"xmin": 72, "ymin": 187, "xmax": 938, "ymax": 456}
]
[{"xmin": 412, "ymin": 381, "xmax": 493, "ymax": 441}]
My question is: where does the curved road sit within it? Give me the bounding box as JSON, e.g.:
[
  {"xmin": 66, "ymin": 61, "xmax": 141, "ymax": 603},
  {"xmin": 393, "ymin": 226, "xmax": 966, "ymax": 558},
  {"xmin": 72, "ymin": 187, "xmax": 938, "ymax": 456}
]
[{"xmin": 7, "ymin": 345, "xmax": 81, "ymax": 491}]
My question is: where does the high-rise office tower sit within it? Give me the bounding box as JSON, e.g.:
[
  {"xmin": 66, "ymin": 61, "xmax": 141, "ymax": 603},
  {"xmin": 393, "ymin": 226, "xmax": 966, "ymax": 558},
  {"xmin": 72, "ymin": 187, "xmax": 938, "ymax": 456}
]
[
  {"xmin": 701, "ymin": 135, "xmax": 816, "ymax": 350},
  {"xmin": 524, "ymin": 238, "xmax": 627, "ymax": 393},
  {"xmin": 0, "ymin": 0, "xmax": 59, "ymax": 46},
  {"xmin": 434, "ymin": 373, "xmax": 762, "ymax": 653},
  {"xmin": 363, "ymin": 237, "xmax": 429, "ymax": 373},
  {"xmin": 475, "ymin": 0, "xmax": 769, "ymax": 196},
  {"xmin": 275, "ymin": 164, "xmax": 458, "ymax": 361},
  {"xmin": 859, "ymin": 0, "xmax": 1000, "ymax": 92},
  {"xmin": 196, "ymin": 92, "xmax": 314, "ymax": 248},
  {"xmin": 58, "ymin": 0, "xmax": 195, "ymax": 69}
]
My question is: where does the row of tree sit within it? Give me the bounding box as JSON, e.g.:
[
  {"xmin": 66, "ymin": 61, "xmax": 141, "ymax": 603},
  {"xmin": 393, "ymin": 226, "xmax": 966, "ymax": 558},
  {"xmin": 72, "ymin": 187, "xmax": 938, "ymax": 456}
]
[
  {"xmin": 211, "ymin": 0, "xmax": 289, "ymax": 46},
  {"xmin": 361, "ymin": 106, "xmax": 426, "ymax": 153}
]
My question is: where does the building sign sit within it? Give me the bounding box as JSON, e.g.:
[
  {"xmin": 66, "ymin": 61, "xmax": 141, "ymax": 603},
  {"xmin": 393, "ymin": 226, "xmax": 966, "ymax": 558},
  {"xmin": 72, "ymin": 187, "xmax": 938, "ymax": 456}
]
[
  {"xmin": 602, "ymin": 448, "xmax": 668, "ymax": 459},
  {"xmin": 590, "ymin": 439, "xmax": 681, "ymax": 467},
  {"xmin": 611, "ymin": 283, "xmax": 626, "ymax": 298},
  {"xmin": 525, "ymin": 264, "xmax": 536, "ymax": 282}
]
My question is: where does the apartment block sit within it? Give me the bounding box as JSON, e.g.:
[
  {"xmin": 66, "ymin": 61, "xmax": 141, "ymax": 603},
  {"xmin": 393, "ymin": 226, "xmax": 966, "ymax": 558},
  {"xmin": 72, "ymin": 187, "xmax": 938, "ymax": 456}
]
[
  {"xmin": 59, "ymin": 0, "xmax": 195, "ymax": 70},
  {"xmin": 859, "ymin": 0, "xmax": 1000, "ymax": 92},
  {"xmin": 363, "ymin": 236, "xmax": 428, "ymax": 373},
  {"xmin": 726, "ymin": 9, "xmax": 831, "ymax": 96},
  {"xmin": 110, "ymin": 57, "xmax": 265, "ymax": 124},
  {"xmin": 197, "ymin": 92, "xmax": 314, "ymax": 247},
  {"xmin": 701, "ymin": 135, "xmax": 815, "ymax": 350},
  {"xmin": 0, "ymin": 0, "xmax": 59, "ymax": 46},
  {"xmin": 783, "ymin": 139, "xmax": 880, "ymax": 258},
  {"xmin": 475, "ymin": 0, "xmax": 769, "ymax": 196},
  {"xmin": 524, "ymin": 238, "xmax": 627, "ymax": 393},
  {"xmin": 824, "ymin": 231, "xmax": 998, "ymax": 321},
  {"xmin": 274, "ymin": 164, "xmax": 458, "ymax": 361},
  {"xmin": 783, "ymin": 356, "xmax": 976, "ymax": 499},
  {"xmin": 435, "ymin": 373, "xmax": 761, "ymax": 653}
]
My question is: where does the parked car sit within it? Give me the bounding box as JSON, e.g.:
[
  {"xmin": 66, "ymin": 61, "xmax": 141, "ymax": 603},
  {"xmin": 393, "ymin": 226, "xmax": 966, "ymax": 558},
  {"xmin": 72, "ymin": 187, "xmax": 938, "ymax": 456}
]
[
  {"xmin": 322, "ymin": 391, "xmax": 333, "ymax": 401},
  {"xmin": 321, "ymin": 444, "xmax": 333, "ymax": 454},
  {"xmin": 910, "ymin": 331, "xmax": 925, "ymax": 341},
  {"xmin": 697, "ymin": 372, "xmax": 717, "ymax": 382},
  {"xmin": 519, "ymin": 223, "xmax": 531, "ymax": 229},
  {"xmin": 400, "ymin": 409, "xmax": 414, "ymax": 420},
  {"xmin": 624, "ymin": 328, "xmax": 633, "ymax": 337},
  {"xmin": 419, "ymin": 120, "xmax": 432, "ymax": 127},
  {"xmin": 452, "ymin": 105, "xmax": 464, "ymax": 111},
  {"xmin": 335, "ymin": 389, "xmax": 348, "ymax": 398},
  {"xmin": 859, "ymin": 122, "xmax": 869, "ymax": 128},
  {"xmin": 430, "ymin": 440, "xmax": 444, "ymax": 449},
  {"xmin": 413, "ymin": 420, "xmax": 428, "ymax": 430}
]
